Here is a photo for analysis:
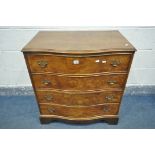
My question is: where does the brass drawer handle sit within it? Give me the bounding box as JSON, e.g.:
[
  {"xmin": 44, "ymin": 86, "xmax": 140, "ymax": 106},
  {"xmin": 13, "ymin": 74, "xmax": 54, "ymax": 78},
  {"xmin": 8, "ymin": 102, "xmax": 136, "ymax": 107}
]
[
  {"xmin": 111, "ymin": 60, "xmax": 120, "ymax": 67},
  {"xmin": 42, "ymin": 80, "xmax": 51, "ymax": 85},
  {"xmin": 44, "ymin": 94, "xmax": 53, "ymax": 101},
  {"xmin": 47, "ymin": 107, "xmax": 55, "ymax": 113},
  {"xmin": 108, "ymin": 80, "xmax": 117, "ymax": 85},
  {"xmin": 105, "ymin": 95, "xmax": 114, "ymax": 101},
  {"xmin": 37, "ymin": 60, "xmax": 48, "ymax": 68},
  {"xmin": 103, "ymin": 105, "xmax": 110, "ymax": 112}
]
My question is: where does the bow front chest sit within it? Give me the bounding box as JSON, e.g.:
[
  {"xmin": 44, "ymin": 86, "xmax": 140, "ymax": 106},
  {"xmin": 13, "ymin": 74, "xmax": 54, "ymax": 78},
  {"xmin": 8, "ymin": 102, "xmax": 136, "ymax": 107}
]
[{"xmin": 22, "ymin": 31, "xmax": 136, "ymax": 124}]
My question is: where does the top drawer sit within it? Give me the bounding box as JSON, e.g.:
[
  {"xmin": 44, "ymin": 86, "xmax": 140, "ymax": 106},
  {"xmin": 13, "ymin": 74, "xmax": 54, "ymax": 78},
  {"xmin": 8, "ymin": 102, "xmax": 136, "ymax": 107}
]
[{"xmin": 26, "ymin": 53, "xmax": 132, "ymax": 74}]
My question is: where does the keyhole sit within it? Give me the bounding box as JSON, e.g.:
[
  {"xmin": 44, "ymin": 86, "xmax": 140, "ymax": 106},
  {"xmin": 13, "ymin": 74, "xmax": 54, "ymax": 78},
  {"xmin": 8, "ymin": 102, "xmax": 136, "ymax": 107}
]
[{"xmin": 73, "ymin": 60, "xmax": 80, "ymax": 64}]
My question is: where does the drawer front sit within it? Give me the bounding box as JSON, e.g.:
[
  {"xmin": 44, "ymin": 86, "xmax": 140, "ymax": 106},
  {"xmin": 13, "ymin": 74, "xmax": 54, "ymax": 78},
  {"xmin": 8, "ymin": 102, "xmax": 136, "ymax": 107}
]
[
  {"xmin": 26, "ymin": 54, "xmax": 132, "ymax": 74},
  {"xmin": 32, "ymin": 73, "xmax": 127, "ymax": 91},
  {"xmin": 36, "ymin": 90, "xmax": 123, "ymax": 105},
  {"xmin": 39, "ymin": 103, "xmax": 120, "ymax": 118}
]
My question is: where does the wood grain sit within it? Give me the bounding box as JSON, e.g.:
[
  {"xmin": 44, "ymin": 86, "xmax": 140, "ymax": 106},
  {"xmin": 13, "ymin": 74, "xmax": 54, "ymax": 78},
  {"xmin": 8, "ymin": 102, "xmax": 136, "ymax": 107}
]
[
  {"xmin": 32, "ymin": 73, "xmax": 127, "ymax": 91},
  {"xmin": 39, "ymin": 115, "xmax": 119, "ymax": 124},
  {"xmin": 36, "ymin": 89, "xmax": 123, "ymax": 106},
  {"xmin": 22, "ymin": 31, "xmax": 136, "ymax": 53},
  {"xmin": 39, "ymin": 103, "xmax": 120, "ymax": 118},
  {"xmin": 26, "ymin": 53, "xmax": 132, "ymax": 74}
]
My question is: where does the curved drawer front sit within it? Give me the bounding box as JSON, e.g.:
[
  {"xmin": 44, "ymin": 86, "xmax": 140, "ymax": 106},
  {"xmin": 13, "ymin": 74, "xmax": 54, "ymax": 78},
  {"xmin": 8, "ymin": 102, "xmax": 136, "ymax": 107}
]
[
  {"xmin": 32, "ymin": 73, "xmax": 127, "ymax": 91},
  {"xmin": 27, "ymin": 54, "xmax": 132, "ymax": 74},
  {"xmin": 39, "ymin": 103, "xmax": 120, "ymax": 118},
  {"xmin": 36, "ymin": 90, "xmax": 123, "ymax": 106}
]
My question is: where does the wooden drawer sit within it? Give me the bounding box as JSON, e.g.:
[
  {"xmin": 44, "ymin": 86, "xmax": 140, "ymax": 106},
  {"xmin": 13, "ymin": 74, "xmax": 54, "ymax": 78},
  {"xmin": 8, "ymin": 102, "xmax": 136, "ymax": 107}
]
[
  {"xmin": 26, "ymin": 53, "xmax": 132, "ymax": 74},
  {"xmin": 36, "ymin": 90, "xmax": 123, "ymax": 106},
  {"xmin": 32, "ymin": 73, "xmax": 127, "ymax": 91},
  {"xmin": 39, "ymin": 103, "xmax": 120, "ymax": 118}
]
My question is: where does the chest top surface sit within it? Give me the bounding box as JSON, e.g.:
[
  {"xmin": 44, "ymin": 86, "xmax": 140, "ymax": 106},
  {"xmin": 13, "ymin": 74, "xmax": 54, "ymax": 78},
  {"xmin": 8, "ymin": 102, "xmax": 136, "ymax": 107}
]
[{"xmin": 22, "ymin": 31, "xmax": 136, "ymax": 54}]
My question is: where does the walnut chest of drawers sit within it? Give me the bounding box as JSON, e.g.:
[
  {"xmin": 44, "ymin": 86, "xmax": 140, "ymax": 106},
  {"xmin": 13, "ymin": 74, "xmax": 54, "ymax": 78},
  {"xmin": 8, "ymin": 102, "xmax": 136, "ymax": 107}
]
[{"xmin": 22, "ymin": 31, "xmax": 136, "ymax": 124}]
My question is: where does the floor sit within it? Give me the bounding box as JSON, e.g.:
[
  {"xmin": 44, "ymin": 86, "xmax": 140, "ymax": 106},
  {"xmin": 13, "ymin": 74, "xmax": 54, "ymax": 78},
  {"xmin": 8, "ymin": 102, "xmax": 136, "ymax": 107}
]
[{"xmin": 0, "ymin": 94, "xmax": 155, "ymax": 129}]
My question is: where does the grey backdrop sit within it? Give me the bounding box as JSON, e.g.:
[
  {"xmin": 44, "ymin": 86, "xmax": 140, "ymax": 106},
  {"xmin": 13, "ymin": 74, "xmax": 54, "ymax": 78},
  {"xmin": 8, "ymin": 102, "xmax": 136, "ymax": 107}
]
[{"xmin": 0, "ymin": 27, "xmax": 155, "ymax": 88}]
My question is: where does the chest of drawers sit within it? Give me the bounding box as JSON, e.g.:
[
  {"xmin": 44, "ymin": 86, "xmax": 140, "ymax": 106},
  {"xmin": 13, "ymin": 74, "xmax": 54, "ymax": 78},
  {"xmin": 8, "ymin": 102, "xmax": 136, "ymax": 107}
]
[{"xmin": 22, "ymin": 31, "xmax": 136, "ymax": 124}]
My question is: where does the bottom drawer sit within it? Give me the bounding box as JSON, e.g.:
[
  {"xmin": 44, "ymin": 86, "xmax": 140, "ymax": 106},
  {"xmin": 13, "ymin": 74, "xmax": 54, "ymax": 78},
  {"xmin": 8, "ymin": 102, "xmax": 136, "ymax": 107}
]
[{"xmin": 39, "ymin": 103, "xmax": 120, "ymax": 118}]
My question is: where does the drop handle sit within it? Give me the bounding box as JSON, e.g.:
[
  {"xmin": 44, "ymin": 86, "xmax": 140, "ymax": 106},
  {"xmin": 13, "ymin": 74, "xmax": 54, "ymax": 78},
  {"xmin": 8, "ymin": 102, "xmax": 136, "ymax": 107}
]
[
  {"xmin": 107, "ymin": 80, "xmax": 117, "ymax": 85},
  {"xmin": 42, "ymin": 80, "xmax": 51, "ymax": 85},
  {"xmin": 47, "ymin": 107, "xmax": 55, "ymax": 113},
  {"xmin": 44, "ymin": 95, "xmax": 53, "ymax": 101},
  {"xmin": 103, "ymin": 105, "xmax": 110, "ymax": 112},
  {"xmin": 105, "ymin": 95, "xmax": 114, "ymax": 101},
  {"xmin": 37, "ymin": 60, "xmax": 48, "ymax": 68},
  {"xmin": 111, "ymin": 60, "xmax": 120, "ymax": 67}
]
